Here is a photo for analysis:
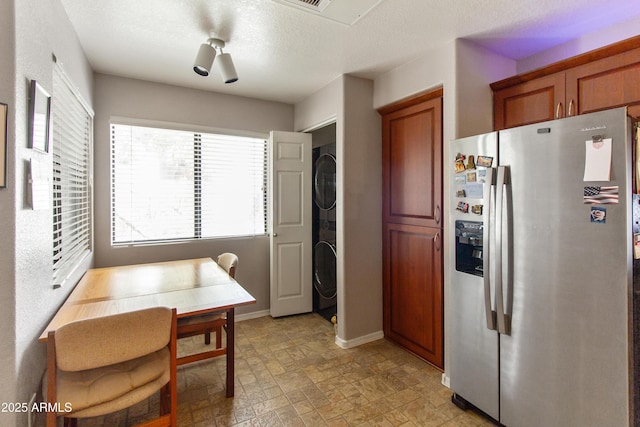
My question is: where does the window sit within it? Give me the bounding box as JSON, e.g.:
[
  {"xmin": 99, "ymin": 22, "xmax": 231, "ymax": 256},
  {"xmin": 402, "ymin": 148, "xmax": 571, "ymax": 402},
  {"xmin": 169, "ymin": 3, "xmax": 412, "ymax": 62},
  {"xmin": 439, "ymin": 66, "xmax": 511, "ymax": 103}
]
[
  {"xmin": 111, "ymin": 123, "xmax": 267, "ymax": 245},
  {"xmin": 52, "ymin": 63, "xmax": 93, "ymax": 287}
]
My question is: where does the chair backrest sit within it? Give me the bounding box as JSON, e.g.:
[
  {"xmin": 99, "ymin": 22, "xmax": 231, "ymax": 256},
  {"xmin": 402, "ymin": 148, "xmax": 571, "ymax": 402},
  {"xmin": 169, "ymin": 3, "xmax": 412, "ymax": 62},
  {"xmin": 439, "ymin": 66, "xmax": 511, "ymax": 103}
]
[
  {"xmin": 54, "ymin": 306, "xmax": 173, "ymax": 372},
  {"xmin": 217, "ymin": 253, "xmax": 238, "ymax": 278}
]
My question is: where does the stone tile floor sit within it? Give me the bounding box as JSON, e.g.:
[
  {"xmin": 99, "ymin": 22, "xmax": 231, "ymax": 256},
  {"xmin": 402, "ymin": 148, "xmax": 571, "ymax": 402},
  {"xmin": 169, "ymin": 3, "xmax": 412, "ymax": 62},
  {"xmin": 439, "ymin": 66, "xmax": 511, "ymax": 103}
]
[{"xmin": 61, "ymin": 313, "xmax": 495, "ymax": 426}]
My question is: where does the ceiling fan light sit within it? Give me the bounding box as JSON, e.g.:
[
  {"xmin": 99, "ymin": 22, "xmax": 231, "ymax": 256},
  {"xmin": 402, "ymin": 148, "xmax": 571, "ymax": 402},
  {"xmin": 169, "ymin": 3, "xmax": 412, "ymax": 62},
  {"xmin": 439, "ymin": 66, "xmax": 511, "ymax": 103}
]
[
  {"xmin": 218, "ymin": 53, "xmax": 238, "ymax": 84},
  {"xmin": 193, "ymin": 43, "xmax": 216, "ymax": 76}
]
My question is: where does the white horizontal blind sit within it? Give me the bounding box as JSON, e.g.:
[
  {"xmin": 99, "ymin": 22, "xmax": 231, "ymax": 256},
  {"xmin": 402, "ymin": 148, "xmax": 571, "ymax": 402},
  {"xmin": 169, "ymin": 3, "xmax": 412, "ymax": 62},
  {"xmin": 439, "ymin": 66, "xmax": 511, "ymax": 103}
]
[
  {"xmin": 200, "ymin": 133, "xmax": 267, "ymax": 238},
  {"xmin": 111, "ymin": 126, "xmax": 195, "ymax": 243},
  {"xmin": 52, "ymin": 64, "xmax": 93, "ymax": 286},
  {"xmin": 111, "ymin": 124, "xmax": 267, "ymax": 245}
]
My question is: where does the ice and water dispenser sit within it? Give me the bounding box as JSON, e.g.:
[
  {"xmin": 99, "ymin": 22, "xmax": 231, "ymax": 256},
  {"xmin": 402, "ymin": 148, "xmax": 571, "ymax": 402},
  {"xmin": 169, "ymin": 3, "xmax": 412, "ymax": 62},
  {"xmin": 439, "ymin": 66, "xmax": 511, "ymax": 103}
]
[{"xmin": 455, "ymin": 220, "xmax": 484, "ymax": 276}]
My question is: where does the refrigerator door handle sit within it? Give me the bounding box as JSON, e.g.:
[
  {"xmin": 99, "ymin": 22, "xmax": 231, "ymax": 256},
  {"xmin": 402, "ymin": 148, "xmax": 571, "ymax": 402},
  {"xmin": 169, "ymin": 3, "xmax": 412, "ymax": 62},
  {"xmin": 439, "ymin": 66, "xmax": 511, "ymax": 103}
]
[
  {"xmin": 483, "ymin": 167, "xmax": 497, "ymax": 331},
  {"xmin": 495, "ymin": 165, "xmax": 512, "ymax": 335}
]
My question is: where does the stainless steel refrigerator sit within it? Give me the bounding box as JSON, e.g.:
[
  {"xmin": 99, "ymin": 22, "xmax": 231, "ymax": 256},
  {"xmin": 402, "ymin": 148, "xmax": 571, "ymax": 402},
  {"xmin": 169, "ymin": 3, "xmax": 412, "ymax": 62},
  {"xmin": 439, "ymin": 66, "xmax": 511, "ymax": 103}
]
[{"xmin": 448, "ymin": 107, "xmax": 636, "ymax": 426}]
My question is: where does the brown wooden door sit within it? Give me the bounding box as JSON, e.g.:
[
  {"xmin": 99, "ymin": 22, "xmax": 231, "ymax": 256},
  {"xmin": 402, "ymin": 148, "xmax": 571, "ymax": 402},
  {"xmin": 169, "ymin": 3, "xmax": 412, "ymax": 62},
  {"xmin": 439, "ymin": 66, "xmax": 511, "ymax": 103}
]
[
  {"xmin": 382, "ymin": 93, "xmax": 443, "ymax": 228},
  {"xmin": 380, "ymin": 90, "xmax": 444, "ymax": 369},
  {"xmin": 493, "ymin": 72, "xmax": 565, "ymax": 130},
  {"xmin": 566, "ymin": 47, "xmax": 640, "ymax": 117},
  {"xmin": 383, "ymin": 222, "xmax": 443, "ymax": 368}
]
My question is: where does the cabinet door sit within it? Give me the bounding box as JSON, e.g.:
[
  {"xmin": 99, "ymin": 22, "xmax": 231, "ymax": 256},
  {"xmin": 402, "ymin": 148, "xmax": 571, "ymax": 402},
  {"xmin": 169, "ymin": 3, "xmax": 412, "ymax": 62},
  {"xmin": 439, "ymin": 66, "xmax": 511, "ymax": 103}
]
[
  {"xmin": 566, "ymin": 47, "xmax": 640, "ymax": 117},
  {"xmin": 493, "ymin": 73, "xmax": 565, "ymax": 130},
  {"xmin": 382, "ymin": 95, "xmax": 442, "ymax": 228},
  {"xmin": 383, "ymin": 222, "xmax": 443, "ymax": 368}
]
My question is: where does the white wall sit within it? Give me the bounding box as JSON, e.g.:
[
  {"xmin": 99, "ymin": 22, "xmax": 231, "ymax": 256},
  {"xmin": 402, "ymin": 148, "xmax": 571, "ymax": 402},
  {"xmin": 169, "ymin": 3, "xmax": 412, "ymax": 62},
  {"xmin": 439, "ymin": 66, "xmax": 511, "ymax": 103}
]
[
  {"xmin": 372, "ymin": 21, "xmax": 639, "ymax": 381},
  {"xmin": 3, "ymin": 1, "xmax": 95, "ymax": 425},
  {"xmin": 294, "ymin": 75, "xmax": 383, "ymax": 347},
  {"xmin": 518, "ymin": 15, "xmax": 640, "ymax": 74},
  {"xmin": 295, "ymin": 77, "xmax": 341, "ymax": 132},
  {"xmin": 339, "ymin": 76, "xmax": 382, "ymax": 344},
  {"xmin": 92, "ymin": 74, "xmax": 294, "ymax": 315},
  {"xmin": 0, "ymin": 0, "xmax": 17, "ymax": 416},
  {"xmin": 455, "ymin": 39, "xmax": 515, "ymax": 138},
  {"xmin": 372, "ymin": 38, "xmax": 514, "ymax": 377}
]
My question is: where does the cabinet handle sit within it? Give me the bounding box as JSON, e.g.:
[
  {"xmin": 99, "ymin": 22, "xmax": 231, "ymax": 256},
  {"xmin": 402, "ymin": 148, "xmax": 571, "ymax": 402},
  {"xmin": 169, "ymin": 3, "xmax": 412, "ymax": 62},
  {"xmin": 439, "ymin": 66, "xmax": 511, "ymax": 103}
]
[
  {"xmin": 568, "ymin": 99, "xmax": 575, "ymax": 117},
  {"xmin": 435, "ymin": 205, "xmax": 441, "ymax": 224},
  {"xmin": 555, "ymin": 102, "xmax": 563, "ymax": 119},
  {"xmin": 434, "ymin": 231, "xmax": 441, "ymax": 251}
]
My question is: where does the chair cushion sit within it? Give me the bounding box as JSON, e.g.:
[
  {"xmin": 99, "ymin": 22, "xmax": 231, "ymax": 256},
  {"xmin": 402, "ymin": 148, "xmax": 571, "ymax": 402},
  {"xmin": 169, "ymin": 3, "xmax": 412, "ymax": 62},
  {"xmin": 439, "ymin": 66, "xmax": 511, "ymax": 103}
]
[{"xmin": 55, "ymin": 347, "xmax": 169, "ymax": 414}]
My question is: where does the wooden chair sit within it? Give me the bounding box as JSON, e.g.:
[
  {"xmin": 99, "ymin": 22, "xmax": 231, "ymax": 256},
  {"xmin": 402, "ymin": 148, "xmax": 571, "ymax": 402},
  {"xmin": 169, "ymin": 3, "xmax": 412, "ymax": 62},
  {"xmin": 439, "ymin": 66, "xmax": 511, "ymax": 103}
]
[
  {"xmin": 46, "ymin": 307, "xmax": 177, "ymax": 427},
  {"xmin": 176, "ymin": 253, "xmax": 238, "ymax": 365}
]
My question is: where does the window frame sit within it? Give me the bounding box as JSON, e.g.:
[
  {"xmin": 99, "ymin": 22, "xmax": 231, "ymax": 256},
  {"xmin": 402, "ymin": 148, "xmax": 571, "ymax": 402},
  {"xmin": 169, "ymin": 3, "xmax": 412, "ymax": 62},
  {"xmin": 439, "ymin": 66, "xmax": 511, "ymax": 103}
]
[
  {"xmin": 109, "ymin": 118, "xmax": 269, "ymax": 246},
  {"xmin": 52, "ymin": 61, "xmax": 94, "ymax": 288}
]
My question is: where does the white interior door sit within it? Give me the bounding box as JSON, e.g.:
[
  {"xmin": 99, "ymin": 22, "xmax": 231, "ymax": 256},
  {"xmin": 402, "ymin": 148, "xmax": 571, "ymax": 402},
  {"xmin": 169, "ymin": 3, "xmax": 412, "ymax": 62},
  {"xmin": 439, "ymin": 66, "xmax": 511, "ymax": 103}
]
[{"xmin": 269, "ymin": 131, "xmax": 312, "ymax": 317}]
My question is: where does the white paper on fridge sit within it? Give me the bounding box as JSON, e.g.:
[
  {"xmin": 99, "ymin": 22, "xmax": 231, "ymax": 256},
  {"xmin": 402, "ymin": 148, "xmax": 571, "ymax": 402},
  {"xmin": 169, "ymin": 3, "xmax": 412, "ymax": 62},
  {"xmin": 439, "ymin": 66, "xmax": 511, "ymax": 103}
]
[{"xmin": 583, "ymin": 138, "xmax": 612, "ymax": 181}]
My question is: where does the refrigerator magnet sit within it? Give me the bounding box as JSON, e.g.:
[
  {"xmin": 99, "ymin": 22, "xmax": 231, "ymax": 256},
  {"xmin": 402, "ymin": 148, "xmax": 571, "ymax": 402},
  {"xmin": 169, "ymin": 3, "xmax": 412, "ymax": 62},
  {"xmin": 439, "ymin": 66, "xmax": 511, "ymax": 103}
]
[
  {"xmin": 590, "ymin": 207, "xmax": 606, "ymax": 223},
  {"xmin": 477, "ymin": 155, "xmax": 493, "ymax": 167},
  {"xmin": 466, "ymin": 155, "xmax": 476, "ymax": 170},
  {"xmin": 456, "ymin": 188, "xmax": 466, "ymax": 198},
  {"xmin": 584, "ymin": 186, "xmax": 619, "ymax": 204},
  {"xmin": 456, "ymin": 201, "xmax": 469, "ymax": 213},
  {"xmin": 471, "ymin": 205, "xmax": 483, "ymax": 215},
  {"xmin": 454, "ymin": 153, "xmax": 466, "ymax": 173},
  {"xmin": 467, "ymin": 172, "xmax": 477, "ymax": 183}
]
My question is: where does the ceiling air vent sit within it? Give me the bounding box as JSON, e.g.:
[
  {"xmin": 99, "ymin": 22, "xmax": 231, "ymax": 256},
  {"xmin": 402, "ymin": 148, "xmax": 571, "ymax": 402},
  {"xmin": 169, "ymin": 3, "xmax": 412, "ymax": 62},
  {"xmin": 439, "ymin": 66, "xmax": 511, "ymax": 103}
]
[
  {"xmin": 283, "ymin": 0, "xmax": 332, "ymax": 12},
  {"xmin": 272, "ymin": 0, "xmax": 383, "ymax": 25}
]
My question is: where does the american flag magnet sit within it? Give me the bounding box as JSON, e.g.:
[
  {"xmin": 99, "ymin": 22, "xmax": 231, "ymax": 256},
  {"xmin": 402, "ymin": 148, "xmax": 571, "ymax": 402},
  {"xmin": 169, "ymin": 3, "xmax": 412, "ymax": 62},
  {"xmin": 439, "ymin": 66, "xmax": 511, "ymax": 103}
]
[{"xmin": 584, "ymin": 186, "xmax": 619, "ymax": 204}]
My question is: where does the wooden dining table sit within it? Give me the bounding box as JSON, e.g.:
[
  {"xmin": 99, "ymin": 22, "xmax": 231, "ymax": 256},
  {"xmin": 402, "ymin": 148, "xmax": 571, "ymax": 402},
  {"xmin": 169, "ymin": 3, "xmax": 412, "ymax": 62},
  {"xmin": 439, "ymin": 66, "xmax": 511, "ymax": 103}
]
[{"xmin": 39, "ymin": 257, "xmax": 256, "ymax": 397}]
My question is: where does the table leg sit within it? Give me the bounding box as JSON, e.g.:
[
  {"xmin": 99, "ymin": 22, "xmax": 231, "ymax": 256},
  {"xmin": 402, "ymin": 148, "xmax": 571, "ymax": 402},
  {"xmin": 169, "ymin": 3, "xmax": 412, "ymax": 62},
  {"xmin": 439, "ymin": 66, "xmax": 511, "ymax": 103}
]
[{"xmin": 226, "ymin": 307, "xmax": 235, "ymax": 397}]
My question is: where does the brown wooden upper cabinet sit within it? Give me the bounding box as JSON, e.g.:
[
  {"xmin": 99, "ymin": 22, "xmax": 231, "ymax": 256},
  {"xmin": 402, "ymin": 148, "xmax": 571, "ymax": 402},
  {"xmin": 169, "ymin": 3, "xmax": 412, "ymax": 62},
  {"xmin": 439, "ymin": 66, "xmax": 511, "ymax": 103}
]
[{"xmin": 492, "ymin": 35, "xmax": 640, "ymax": 130}]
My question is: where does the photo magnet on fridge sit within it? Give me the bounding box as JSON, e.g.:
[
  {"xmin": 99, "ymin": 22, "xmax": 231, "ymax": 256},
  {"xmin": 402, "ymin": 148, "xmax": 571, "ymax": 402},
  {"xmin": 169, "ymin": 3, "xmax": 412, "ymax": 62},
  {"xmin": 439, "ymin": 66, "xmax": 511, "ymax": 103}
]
[
  {"xmin": 467, "ymin": 172, "xmax": 477, "ymax": 183},
  {"xmin": 456, "ymin": 201, "xmax": 469, "ymax": 213},
  {"xmin": 477, "ymin": 155, "xmax": 493, "ymax": 167},
  {"xmin": 454, "ymin": 153, "xmax": 466, "ymax": 173},
  {"xmin": 466, "ymin": 155, "xmax": 475, "ymax": 170},
  {"xmin": 590, "ymin": 206, "xmax": 606, "ymax": 223}
]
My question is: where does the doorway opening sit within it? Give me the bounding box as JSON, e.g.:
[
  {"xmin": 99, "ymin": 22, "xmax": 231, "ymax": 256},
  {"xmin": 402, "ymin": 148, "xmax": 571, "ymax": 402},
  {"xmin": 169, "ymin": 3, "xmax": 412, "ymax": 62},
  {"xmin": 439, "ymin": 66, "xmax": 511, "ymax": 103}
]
[{"xmin": 311, "ymin": 123, "xmax": 337, "ymax": 322}]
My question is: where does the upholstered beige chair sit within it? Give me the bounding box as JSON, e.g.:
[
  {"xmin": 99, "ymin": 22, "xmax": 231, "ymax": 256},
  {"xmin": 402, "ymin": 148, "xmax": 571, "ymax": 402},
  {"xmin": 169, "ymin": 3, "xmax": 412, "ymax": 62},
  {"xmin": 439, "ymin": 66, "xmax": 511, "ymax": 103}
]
[
  {"xmin": 176, "ymin": 253, "xmax": 238, "ymax": 365},
  {"xmin": 216, "ymin": 253, "xmax": 238, "ymax": 280},
  {"xmin": 46, "ymin": 307, "xmax": 177, "ymax": 427}
]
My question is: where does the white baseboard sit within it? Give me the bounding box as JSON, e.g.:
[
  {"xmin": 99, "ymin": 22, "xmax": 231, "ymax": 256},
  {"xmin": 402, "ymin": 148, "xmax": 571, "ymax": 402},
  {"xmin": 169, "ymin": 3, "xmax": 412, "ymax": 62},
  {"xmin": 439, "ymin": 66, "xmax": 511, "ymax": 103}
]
[
  {"xmin": 334, "ymin": 330, "xmax": 384, "ymax": 349},
  {"xmin": 441, "ymin": 373, "xmax": 450, "ymax": 388},
  {"xmin": 236, "ymin": 309, "xmax": 270, "ymax": 322},
  {"xmin": 234, "ymin": 312, "xmax": 385, "ymax": 352}
]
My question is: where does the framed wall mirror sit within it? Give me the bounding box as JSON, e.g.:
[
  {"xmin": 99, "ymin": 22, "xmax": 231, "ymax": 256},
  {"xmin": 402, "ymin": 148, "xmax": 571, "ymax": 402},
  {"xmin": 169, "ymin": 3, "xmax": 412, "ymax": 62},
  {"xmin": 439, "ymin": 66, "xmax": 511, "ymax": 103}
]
[{"xmin": 28, "ymin": 80, "xmax": 51, "ymax": 153}]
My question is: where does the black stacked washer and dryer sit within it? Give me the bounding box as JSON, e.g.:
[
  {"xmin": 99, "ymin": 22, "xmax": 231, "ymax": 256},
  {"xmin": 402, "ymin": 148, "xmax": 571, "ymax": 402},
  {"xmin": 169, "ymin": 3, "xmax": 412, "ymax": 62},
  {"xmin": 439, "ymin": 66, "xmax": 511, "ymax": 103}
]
[{"xmin": 312, "ymin": 136, "xmax": 336, "ymax": 322}]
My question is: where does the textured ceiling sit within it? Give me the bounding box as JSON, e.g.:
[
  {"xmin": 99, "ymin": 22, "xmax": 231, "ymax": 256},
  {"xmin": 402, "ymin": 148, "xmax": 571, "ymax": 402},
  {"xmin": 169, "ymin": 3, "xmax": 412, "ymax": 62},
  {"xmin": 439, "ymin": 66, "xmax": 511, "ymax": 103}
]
[{"xmin": 60, "ymin": 0, "xmax": 640, "ymax": 104}]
